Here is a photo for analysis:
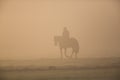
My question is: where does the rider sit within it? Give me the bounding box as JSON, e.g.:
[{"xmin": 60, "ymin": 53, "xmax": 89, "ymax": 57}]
[{"xmin": 62, "ymin": 27, "xmax": 70, "ymax": 41}]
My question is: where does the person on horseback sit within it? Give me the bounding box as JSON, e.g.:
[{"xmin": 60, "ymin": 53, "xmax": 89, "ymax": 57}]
[
  {"xmin": 62, "ymin": 27, "xmax": 70, "ymax": 40},
  {"xmin": 54, "ymin": 27, "xmax": 79, "ymax": 59},
  {"xmin": 62, "ymin": 27, "xmax": 70, "ymax": 47}
]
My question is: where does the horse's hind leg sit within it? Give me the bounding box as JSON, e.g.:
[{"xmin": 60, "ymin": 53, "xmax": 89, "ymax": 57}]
[
  {"xmin": 70, "ymin": 50, "xmax": 74, "ymax": 59},
  {"xmin": 75, "ymin": 52, "xmax": 78, "ymax": 59}
]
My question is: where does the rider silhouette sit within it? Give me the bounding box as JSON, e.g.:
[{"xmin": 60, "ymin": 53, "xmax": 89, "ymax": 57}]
[{"xmin": 62, "ymin": 27, "xmax": 70, "ymax": 41}]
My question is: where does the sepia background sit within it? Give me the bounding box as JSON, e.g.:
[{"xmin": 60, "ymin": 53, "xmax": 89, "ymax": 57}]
[{"xmin": 0, "ymin": 0, "xmax": 120, "ymax": 80}]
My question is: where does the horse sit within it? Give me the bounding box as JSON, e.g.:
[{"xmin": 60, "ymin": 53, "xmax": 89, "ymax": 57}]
[{"xmin": 54, "ymin": 36, "xmax": 79, "ymax": 59}]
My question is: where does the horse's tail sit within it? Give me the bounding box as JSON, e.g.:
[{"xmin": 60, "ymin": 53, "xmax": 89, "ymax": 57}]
[{"xmin": 71, "ymin": 38, "xmax": 79, "ymax": 53}]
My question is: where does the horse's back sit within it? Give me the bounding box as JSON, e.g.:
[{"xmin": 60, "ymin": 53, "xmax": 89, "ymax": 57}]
[{"xmin": 70, "ymin": 38, "xmax": 79, "ymax": 45}]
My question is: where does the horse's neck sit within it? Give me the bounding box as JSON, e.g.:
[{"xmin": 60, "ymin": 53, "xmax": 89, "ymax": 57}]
[{"xmin": 56, "ymin": 36, "xmax": 62, "ymax": 40}]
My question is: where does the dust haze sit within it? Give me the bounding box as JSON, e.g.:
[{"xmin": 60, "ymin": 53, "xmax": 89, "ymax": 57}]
[{"xmin": 0, "ymin": 0, "xmax": 120, "ymax": 60}]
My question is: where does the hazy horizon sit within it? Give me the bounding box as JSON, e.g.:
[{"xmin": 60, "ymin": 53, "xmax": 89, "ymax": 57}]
[{"xmin": 0, "ymin": 0, "xmax": 120, "ymax": 60}]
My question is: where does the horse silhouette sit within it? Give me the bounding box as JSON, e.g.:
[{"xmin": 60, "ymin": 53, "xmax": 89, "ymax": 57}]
[{"xmin": 54, "ymin": 36, "xmax": 79, "ymax": 59}]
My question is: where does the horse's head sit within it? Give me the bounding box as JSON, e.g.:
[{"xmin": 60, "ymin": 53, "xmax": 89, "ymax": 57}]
[
  {"xmin": 54, "ymin": 36, "xmax": 58, "ymax": 46},
  {"xmin": 54, "ymin": 36, "xmax": 61, "ymax": 46}
]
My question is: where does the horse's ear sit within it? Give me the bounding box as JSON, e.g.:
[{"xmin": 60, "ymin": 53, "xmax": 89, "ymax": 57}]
[{"xmin": 54, "ymin": 36, "xmax": 56, "ymax": 39}]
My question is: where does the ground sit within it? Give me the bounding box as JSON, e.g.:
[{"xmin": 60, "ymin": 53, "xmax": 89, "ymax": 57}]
[{"xmin": 0, "ymin": 58, "xmax": 120, "ymax": 80}]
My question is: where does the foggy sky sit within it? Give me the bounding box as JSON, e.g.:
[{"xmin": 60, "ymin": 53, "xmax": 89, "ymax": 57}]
[{"xmin": 0, "ymin": 0, "xmax": 120, "ymax": 60}]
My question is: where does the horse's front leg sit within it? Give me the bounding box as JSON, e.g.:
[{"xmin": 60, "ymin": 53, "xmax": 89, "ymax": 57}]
[
  {"xmin": 64, "ymin": 48, "xmax": 69, "ymax": 58},
  {"xmin": 60, "ymin": 48, "xmax": 63, "ymax": 59}
]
